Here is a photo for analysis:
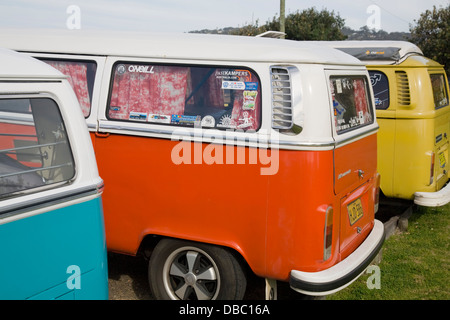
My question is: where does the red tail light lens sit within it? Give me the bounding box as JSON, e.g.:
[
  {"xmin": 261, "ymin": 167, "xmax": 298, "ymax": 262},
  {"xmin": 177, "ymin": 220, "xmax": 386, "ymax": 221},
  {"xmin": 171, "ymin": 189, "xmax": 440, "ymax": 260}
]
[
  {"xmin": 374, "ymin": 173, "xmax": 381, "ymax": 213},
  {"xmin": 430, "ymin": 152, "xmax": 435, "ymax": 185},
  {"xmin": 323, "ymin": 206, "xmax": 333, "ymax": 261}
]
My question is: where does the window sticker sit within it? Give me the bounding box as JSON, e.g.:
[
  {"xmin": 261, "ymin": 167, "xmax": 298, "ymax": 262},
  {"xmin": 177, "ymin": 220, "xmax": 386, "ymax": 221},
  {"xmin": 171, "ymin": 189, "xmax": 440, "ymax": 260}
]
[
  {"xmin": 243, "ymin": 91, "xmax": 258, "ymax": 110},
  {"xmin": 129, "ymin": 111, "xmax": 147, "ymax": 121},
  {"xmin": 201, "ymin": 115, "xmax": 215, "ymax": 128},
  {"xmin": 171, "ymin": 115, "xmax": 201, "ymax": 127},
  {"xmin": 245, "ymin": 82, "xmax": 258, "ymax": 90},
  {"xmin": 335, "ymin": 79, "xmax": 343, "ymax": 93},
  {"xmin": 221, "ymin": 81, "xmax": 246, "ymax": 90},
  {"xmin": 217, "ymin": 114, "xmax": 235, "ymax": 129},
  {"xmin": 148, "ymin": 114, "xmax": 171, "ymax": 124},
  {"xmin": 215, "ymin": 69, "xmax": 250, "ymax": 80},
  {"xmin": 237, "ymin": 111, "xmax": 254, "ymax": 129}
]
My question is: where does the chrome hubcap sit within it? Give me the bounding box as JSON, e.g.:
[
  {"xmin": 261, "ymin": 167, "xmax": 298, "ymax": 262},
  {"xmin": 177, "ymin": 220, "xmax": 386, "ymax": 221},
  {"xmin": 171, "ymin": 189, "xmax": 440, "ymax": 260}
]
[{"xmin": 163, "ymin": 248, "xmax": 220, "ymax": 300}]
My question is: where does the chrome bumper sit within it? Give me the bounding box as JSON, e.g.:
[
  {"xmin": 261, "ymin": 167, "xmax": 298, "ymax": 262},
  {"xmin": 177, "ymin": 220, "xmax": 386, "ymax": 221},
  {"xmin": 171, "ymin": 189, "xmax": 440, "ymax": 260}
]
[{"xmin": 289, "ymin": 219, "xmax": 385, "ymax": 296}]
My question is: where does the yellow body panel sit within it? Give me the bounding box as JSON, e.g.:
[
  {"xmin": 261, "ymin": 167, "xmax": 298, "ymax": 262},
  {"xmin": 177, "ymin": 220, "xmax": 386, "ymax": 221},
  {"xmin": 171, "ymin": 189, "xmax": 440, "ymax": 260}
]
[{"xmin": 370, "ymin": 56, "xmax": 450, "ymax": 199}]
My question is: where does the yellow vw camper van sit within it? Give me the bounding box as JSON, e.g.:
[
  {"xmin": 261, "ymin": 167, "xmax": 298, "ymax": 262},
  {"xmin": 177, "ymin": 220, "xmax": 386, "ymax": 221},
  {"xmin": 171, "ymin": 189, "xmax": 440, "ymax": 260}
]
[{"xmin": 329, "ymin": 41, "xmax": 450, "ymax": 207}]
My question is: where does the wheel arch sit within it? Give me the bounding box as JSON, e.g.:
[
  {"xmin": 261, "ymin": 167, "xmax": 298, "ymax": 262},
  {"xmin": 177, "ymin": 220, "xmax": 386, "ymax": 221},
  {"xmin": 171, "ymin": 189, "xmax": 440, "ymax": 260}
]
[{"xmin": 137, "ymin": 233, "xmax": 254, "ymax": 276}]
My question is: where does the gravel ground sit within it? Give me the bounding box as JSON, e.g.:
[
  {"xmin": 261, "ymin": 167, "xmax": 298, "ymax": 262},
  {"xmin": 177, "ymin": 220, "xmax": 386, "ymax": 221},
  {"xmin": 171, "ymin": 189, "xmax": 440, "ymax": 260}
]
[{"xmin": 108, "ymin": 252, "xmax": 153, "ymax": 300}]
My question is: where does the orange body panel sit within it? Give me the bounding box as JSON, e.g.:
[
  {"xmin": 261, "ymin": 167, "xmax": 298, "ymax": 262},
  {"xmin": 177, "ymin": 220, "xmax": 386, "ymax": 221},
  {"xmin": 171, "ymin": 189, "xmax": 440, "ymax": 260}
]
[
  {"xmin": 93, "ymin": 131, "xmax": 377, "ymax": 281},
  {"xmin": 95, "ymin": 134, "xmax": 269, "ymax": 275}
]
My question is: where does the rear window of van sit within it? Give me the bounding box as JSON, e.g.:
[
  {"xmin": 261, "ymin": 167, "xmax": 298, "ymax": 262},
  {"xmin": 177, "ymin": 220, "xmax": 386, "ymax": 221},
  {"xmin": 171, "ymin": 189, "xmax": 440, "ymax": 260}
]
[
  {"xmin": 330, "ymin": 76, "xmax": 374, "ymax": 134},
  {"xmin": 369, "ymin": 70, "xmax": 390, "ymax": 110},
  {"xmin": 0, "ymin": 98, "xmax": 75, "ymax": 198},
  {"xmin": 430, "ymin": 74, "xmax": 449, "ymax": 109},
  {"xmin": 107, "ymin": 63, "xmax": 261, "ymax": 131}
]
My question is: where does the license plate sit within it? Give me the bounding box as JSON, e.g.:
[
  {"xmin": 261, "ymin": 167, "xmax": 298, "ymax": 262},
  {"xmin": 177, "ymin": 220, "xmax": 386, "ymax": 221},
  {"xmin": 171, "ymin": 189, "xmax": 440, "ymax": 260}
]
[
  {"xmin": 439, "ymin": 152, "xmax": 446, "ymax": 168},
  {"xmin": 348, "ymin": 198, "xmax": 363, "ymax": 225}
]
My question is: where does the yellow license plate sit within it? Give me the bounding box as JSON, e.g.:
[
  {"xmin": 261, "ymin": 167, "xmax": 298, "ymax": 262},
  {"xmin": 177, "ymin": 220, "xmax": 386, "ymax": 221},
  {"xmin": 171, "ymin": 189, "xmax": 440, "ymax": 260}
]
[
  {"xmin": 439, "ymin": 152, "xmax": 446, "ymax": 168},
  {"xmin": 348, "ymin": 198, "xmax": 363, "ymax": 225}
]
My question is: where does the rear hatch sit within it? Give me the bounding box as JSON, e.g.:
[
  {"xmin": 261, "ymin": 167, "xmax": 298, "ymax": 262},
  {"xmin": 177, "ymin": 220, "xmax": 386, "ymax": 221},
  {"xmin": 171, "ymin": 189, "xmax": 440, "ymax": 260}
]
[
  {"xmin": 434, "ymin": 111, "xmax": 449, "ymax": 189},
  {"xmin": 430, "ymin": 73, "xmax": 450, "ymax": 188},
  {"xmin": 334, "ymin": 135, "xmax": 377, "ymax": 258},
  {"xmin": 328, "ymin": 72, "xmax": 378, "ymax": 259}
]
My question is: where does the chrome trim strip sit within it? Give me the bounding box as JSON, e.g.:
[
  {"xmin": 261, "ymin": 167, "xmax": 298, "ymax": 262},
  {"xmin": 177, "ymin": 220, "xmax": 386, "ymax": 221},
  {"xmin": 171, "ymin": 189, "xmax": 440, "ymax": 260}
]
[
  {"xmin": 100, "ymin": 123, "xmax": 178, "ymax": 136},
  {"xmin": 0, "ymin": 184, "xmax": 100, "ymax": 219},
  {"xmin": 98, "ymin": 123, "xmax": 378, "ymax": 149}
]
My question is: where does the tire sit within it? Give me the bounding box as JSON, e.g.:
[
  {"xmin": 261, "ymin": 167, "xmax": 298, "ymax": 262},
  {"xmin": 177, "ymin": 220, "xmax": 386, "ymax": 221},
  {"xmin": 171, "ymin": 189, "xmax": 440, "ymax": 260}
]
[{"xmin": 148, "ymin": 238, "xmax": 247, "ymax": 300}]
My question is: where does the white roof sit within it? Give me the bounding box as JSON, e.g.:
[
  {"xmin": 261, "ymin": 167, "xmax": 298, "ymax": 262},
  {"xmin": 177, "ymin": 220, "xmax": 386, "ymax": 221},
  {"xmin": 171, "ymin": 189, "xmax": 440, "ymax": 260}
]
[
  {"xmin": 315, "ymin": 40, "xmax": 423, "ymax": 65},
  {"xmin": 0, "ymin": 47, "xmax": 64, "ymax": 79},
  {"xmin": 0, "ymin": 29, "xmax": 363, "ymax": 66}
]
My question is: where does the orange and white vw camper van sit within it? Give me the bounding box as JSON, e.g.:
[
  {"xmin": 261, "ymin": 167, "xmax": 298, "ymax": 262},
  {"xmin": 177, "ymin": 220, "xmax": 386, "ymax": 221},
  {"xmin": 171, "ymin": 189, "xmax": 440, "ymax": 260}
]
[{"xmin": 1, "ymin": 30, "xmax": 384, "ymax": 299}]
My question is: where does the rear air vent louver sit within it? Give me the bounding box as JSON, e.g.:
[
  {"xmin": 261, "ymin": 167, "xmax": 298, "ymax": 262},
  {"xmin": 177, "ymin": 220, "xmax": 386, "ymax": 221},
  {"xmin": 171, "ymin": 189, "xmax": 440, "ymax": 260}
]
[
  {"xmin": 396, "ymin": 71, "xmax": 411, "ymax": 105},
  {"xmin": 271, "ymin": 67, "xmax": 293, "ymax": 130}
]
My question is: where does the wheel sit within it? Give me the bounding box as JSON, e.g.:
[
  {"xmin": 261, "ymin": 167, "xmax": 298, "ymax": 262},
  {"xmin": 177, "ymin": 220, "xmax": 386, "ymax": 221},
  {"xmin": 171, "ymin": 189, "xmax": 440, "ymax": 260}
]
[{"xmin": 149, "ymin": 238, "xmax": 247, "ymax": 300}]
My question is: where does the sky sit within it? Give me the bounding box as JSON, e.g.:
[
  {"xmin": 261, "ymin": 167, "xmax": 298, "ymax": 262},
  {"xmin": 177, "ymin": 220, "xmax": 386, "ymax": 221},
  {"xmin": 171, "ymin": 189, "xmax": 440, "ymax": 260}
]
[{"xmin": 0, "ymin": 0, "xmax": 448, "ymax": 34}]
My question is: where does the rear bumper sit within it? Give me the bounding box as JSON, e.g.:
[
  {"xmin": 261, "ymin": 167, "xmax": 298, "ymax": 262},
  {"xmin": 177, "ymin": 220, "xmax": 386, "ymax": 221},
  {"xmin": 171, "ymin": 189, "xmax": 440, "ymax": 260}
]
[
  {"xmin": 289, "ymin": 219, "xmax": 385, "ymax": 296},
  {"xmin": 414, "ymin": 181, "xmax": 450, "ymax": 207}
]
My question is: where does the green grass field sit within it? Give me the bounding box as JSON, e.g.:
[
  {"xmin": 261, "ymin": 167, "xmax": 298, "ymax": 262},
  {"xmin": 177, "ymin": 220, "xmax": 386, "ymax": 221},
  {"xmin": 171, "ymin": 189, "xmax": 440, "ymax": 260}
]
[{"xmin": 328, "ymin": 203, "xmax": 450, "ymax": 300}]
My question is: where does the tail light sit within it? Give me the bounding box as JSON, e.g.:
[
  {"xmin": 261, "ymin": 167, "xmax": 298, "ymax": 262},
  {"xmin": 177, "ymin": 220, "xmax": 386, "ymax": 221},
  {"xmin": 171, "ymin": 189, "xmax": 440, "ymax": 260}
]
[
  {"xmin": 374, "ymin": 173, "xmax": 381, "ymax": 213},
  {"xmin": 430, "ymin": 152, "xmax": 435, "ymax": 185},
  {"xmin": 323, "ymin": 206, "xmax": 333, "ymax": 261}
]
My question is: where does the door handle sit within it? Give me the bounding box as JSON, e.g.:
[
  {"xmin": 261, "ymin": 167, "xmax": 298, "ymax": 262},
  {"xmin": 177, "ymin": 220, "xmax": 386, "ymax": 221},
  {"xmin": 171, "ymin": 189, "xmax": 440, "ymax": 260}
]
[{"xmin": 357, "ymin": 169, "xmax": 364, "ymax": 179}]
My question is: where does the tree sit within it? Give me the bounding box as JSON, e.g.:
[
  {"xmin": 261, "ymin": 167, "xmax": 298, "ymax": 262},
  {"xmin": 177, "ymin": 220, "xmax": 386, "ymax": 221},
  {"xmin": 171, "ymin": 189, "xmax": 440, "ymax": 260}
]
[
  {"xmin": 272, "ymin": 8, "xmax": 346, "ymax": 40},
  {"xmin": 409, "ymin": 5, "xmax": 450, "ymax": 74},
  {"xmin": 232, "ymin": 8, "xmax": 346, "ymax": 41}
]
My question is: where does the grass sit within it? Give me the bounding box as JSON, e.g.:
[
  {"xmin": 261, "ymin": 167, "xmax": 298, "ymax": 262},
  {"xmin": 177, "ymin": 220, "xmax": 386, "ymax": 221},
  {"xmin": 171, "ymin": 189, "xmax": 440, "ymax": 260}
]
[{"xmin": 328, "ymin": 203, "xmax": 450, "ymax": 300}]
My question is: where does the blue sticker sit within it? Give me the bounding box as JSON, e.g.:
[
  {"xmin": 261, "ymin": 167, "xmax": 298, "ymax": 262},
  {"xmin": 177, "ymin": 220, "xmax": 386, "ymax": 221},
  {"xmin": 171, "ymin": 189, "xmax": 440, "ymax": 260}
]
[
  {"xmin": 171, "ymin": 114, "xmax": 201, "ymax": 126},
  {"xmin": 129, "ymin": 112, "xmax": 147, "ymax": 121},
  {"xmin": 245, "ymin": 82, "xmax": 258, "ymax": 90}
]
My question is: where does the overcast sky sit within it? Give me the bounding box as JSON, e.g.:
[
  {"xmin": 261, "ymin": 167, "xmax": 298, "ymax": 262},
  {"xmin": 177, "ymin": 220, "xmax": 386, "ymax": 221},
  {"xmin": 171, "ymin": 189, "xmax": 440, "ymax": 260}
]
[{"xmin": 0, "ymin": 0, "xmax": 448, "ymax": 33}]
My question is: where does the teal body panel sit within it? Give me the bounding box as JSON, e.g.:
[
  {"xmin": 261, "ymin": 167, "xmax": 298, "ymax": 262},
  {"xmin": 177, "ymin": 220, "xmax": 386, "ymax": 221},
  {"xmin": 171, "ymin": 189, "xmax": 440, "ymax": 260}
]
[{"xmin": 0, "ymin": 196, "xmax": 108, "ymax": 300}]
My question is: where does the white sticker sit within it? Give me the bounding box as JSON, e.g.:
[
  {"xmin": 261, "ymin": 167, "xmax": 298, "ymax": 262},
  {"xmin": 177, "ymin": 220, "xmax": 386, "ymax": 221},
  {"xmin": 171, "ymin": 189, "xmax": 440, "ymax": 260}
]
[
  {"xmin": 222, "ymin": 81, "xmax": 245, "ymax": 90},
  {"xmin": 201, "ymin": 115, "xmax": 216, "ymax": 128},
  {"xmin": 336, "ymin": 79, "xmax": 342, "ymax": 93},
  {"xmin": 148, "ymin": 113, "xmax": 171, "ymax": 124},
  {"xmin": 237, "ymin": 111, "xmax": 253, "ymax": 129},
  {"xmin": 216, "ymin": 114, "xmax": 235, "ymax": 128}
]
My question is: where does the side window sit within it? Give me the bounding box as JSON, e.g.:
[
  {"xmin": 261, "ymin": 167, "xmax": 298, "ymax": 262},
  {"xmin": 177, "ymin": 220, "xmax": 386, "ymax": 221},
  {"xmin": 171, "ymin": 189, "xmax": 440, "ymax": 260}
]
[
  {"xmin": 330, "ymin": 76, "xmax": 374, "ymax": 134},
  {"xmin": 107, "ymin": 63, "xmax": 261, "ymax": 131},
  {"xmin": 430, "ymin": 73, "xmax": 449, "ymax": 109},
  {"xmin": 369, "ymin": 70, "xmax": 390, "ymax": 110},
  {"xmin": 40, "ymin": 59, "xmax": 97, "ymax": 118},
  {"xmin": 0, "ymin": 98, "xmax": 75, "ymax": 198}
]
